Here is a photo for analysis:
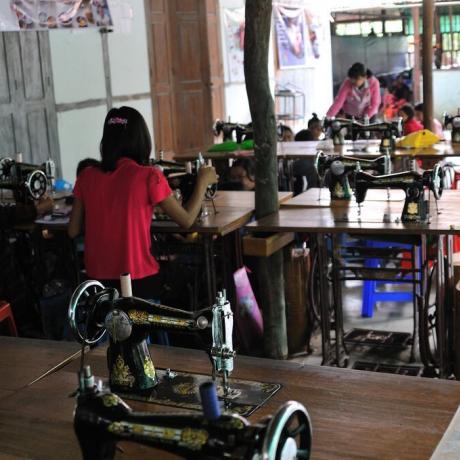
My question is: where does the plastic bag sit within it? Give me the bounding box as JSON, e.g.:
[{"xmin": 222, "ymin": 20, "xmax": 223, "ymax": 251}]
[{"xmin": 233, "ymin": 266, "xmax": 263, "ymax": 353}]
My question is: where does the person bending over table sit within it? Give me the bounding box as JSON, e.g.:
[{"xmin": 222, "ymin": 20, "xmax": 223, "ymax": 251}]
[
  {"xmin": 68, "ymin": 106, "xmax": 217, "ymax": 299},
  {"xmin": 327, "ymin": 62, "xmax": 381, "ymax": 121}
]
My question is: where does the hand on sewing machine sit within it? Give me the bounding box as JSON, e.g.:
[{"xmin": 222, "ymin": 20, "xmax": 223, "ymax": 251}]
[
  {"xmin": 159, "ymin": 165, "xmax": 218, "ymax": 228},
  {"xmin": 198, "ymin": 165, "xmax": 218, "ymax": 187},
  {"xmin": 35, "ymin": 195, "xmax": 54, "ymax": 216}
]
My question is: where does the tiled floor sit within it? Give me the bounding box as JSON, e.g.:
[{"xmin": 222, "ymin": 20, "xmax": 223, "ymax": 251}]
[{"xmin": 291, "ymin": 279, "xmax": 417, "ymax": 370}]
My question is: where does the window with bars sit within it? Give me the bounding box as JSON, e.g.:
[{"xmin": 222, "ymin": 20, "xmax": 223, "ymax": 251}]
[
  {"xmin": 333, "ymin": 14, "xmax": 460, "ymax": 68},
  {"xmin": 401, "ymin": 15, "xmax": 460, "ymax": 68}
]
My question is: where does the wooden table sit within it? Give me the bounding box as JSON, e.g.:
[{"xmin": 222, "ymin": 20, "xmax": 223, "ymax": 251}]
[
  {"xmin": 175, "ymin": 141, "xmax": 459, "ymax": 192},
  {"xmin": 279, "ymin": 140, "xmax": 460, "ymax": 160},
  {"xmin": 282, "ymin": 188, "xmax": 405, "ymax": 209},
  {"xmin": 0, "ymin": 336, "xmax": 81, "ymax": 392},
  {"xmin": 247, "ymin": 201, "xmax": 460, "ymax": 236},
  {"xmin": 213, "ymin": 190, "xmax": 292, "ymax": 208},
  {"xmin": 174, "ymin": 140, "xmax": 460, "ymax": 162},
  {"xmin": 152, "ymin": 191, "xmax": 292, "ymax": 304},
  {"xmin": 153, "ymin": 191, "xmax": 292, "ymax": 235},
  {"xmin": 153, "ymin": 206, "xmax": 253, "ymax": 236},
  {"xmin": 1, "ymin": 341, "xmax": 460, "ymax": 459},
  {"xmin": 247, "ymin": 197, "xmax": 460, "ymax": 378}
]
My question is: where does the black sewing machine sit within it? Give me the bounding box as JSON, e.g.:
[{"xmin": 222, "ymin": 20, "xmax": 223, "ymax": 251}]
[
  {"xmin": 213, "ymin": 119, "xmax": 253, "ymax": 144},
  {"xmin": 315, "ymin": 151, "xmax": 391, "ymax": 200},
  {"xmin": 323, "ymin": 117, "xmax": 402, "ymax": 152},
  {"xmin": 323, "ymin": 117, "xmax": 352, "ymax": 146},
  {"xmin": 74, "ymin": 365, "xmax": 312, "ymax": 460},
  {"xmin": 443, "ymin": 110, "xmax": 460, "ymax": 143},
  {"xmin": 68, "ymin": 276, "xmax": 235, "ymax": 397},
  {"xmin": 0, "ymin": 157, "xmax": 55, "ymax": 203},
  {"xmin": 152, "ymin": 154, "xmax": 217, "ymax": 206},
  {"xmin": 150, "ymin": 158, "xmax": 188, "ymax": 176},
  {"xmin": 354, "ymin": 163, "xmax": 444, "ymax": 223}
]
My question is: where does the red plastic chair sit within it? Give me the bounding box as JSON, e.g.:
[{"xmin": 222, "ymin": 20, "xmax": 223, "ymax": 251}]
[
  {"xmin": 0, "ymin": 301, "xmax": 18, "ymax": 336},
  {"xmin": 449, "ymin": 169, "xmax": 460, "ymax": 253}
]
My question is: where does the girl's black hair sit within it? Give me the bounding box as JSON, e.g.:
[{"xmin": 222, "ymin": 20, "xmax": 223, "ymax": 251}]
[
  {"xmin": 100, "ymin": 106, "xmax": 152, "ymax": 172},
  {"xmin": 307, "ymin": 113, "xmax": 321, "ymax": 128},
  {"xmin": 400, "ymin": 103, "xmax": 415, "ymax": 119},
  {"xmin": 347, "ymin": 62, "xmax": 367, "ymax": 79},
  {"xmin": 295, "ymin": 129, "xmax": 314, "ymax": 141},
  {"xmin": 232, "ymin": 158, "xmax": 255, "ymax": 181},
  {"xmin": 414, "ymin": 102, "xmax": 423, "ymax": 112}
]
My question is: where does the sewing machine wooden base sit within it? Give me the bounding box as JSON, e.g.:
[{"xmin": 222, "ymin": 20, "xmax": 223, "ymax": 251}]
[{"xmin": 115, "ymin": 368, "xmax": 281, "ymax": 417}]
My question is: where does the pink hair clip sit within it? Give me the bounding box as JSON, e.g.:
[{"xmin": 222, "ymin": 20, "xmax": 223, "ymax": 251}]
[{"xmin": 108, "ymin": 117, "xmax": 128, "ymax": 126}]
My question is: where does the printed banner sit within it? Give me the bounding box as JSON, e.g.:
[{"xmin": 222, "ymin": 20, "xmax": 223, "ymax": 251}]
[
  {"xmin": 274, "ymin": 5, "xmax": 307, "ymax": 69},
  {"xmin": 274, "ymin": 4, "xmax": 324, "ymax": 69},
  {"xmin": 305, "ymin": 6, "xmax": 322, "ymax": 61},
  {"xmin": 1, "ymin": 0, "xmax": 112, "ymax": 31},
  {"xmin": 223, "ymin": 7, "xmax": 245, "ymax": 83}
]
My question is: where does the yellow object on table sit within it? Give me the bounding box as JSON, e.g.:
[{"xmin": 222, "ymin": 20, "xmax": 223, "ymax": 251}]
[{"xmin": 396, "ymin": 129, "xmax": 440, "ymax": 149}]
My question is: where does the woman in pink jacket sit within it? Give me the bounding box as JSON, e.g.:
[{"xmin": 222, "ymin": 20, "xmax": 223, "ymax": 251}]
[{"xmin": 327, "ymin": 62, "xmax": 381, "ymax": 121}]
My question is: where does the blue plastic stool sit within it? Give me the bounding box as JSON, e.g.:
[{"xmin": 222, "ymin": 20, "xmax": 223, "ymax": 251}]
[{"xmin": 361, "ymin": 240, "xmax": 415, "ymax": 318}]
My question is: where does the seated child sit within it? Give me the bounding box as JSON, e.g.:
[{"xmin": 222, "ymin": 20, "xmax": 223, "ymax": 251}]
[
  {"xmin": 399, "ymin": 103, "xmax": 423, "ymax": 136},
  {"xmin": 414, "ymin": 103, "xmax": 444, "ymax": 138},
  {"xmin": 295, "ymin": 113, "xmax": 323, "ymax": 141},
  {"xmin": 227, "ymin": 158, "xmax": 255, "ymax": 191},
  {"xmin": 278, "ymin": 124, "xmax": 294, "ymax": 142},
  {"xmin": 76, "ymin": 158, "xmax": 100, "ymax": 177}
]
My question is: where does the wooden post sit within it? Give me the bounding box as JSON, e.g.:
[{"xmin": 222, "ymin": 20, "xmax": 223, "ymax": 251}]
[
  {"xmin": 422, "ymin": 0, "xmax": 435, "ymax": 131},
  {"xmin": 244, "ymin": 0, "xmax": 288, "ymax": 359},
  {"xmin": 413, "ymin": 7, "xmax": 421, "ymax": 103}
]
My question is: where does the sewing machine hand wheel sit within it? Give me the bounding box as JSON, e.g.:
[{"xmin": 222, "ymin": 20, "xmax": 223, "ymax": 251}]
[
  {"xmin": 314, "ymin": 151, "xmax": 326, "ymax": 179},
  {"xmin": 431, "ymin": 164, "xmax": 444, "ymax": 200},
  {"xmin": 25, "ymin": 170, "xmax": 48, "ymax": 200},
  {"xmin": 68, "ymin": 280, "xmax": 118, "ymax": 345},
  {"xmin": 261, "ymin": 400, "xmax": 312, "ymax": 460}
]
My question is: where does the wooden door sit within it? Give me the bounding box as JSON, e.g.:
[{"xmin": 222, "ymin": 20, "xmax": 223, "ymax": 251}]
[
  {"xmin": 147, "ymin": 0, "xmax": 176, "ymax": 157},
  {"xmin": 147, "ymin": 0, "xmax": 225, "ymax": 158},
  {"xmin": 204, "ymin": 0, "xmax": 225, "ymax": 132},
  {"xmin": 0, "ymin": 32, "xmax": 60, "ymax": 169}
]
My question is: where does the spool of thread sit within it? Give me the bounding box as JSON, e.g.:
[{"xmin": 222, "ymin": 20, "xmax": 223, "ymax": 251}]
[
  {"xmin": 120, "ymin": 273, "xmax": 132, "ymax": 297},
  {"xmin": 16, "ymin": 152, "xmax": 23, "ymax": 163},
  {"xmin": 185, "ymin": 162, "xmax": 192, "ymax": 174},
  {"xmin": 199, "ymin": 381, "xmax": 221, "ymax": 420}
]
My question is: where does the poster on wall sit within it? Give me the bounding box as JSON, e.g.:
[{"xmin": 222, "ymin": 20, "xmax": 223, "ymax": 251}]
[
  {"xmin": 0, "ymin": 0, "xmax": 112, "ymax": 31},
  {"xmin": 274, "ymin": 4, "xmax": 324, "ymax": 69},
  {"xmin": 274, "ymin": 5, "xmax": 307, "ymax": 69},
  {"xmin": 223, "ymin": 7, "xmax": 245, "ymax": 83},
  {"xmin": 304, "ymin": 5, "xmax": 324, "ymax": 63}
]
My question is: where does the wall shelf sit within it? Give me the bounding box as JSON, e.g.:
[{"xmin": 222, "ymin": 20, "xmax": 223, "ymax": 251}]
[{"xmin": 275, "ymin": 87, "xmax": 305, "ymax": 122}]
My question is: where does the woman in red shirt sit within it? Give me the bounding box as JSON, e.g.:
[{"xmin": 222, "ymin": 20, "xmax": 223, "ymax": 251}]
[
  {"xmin": 399, "ymin": 103, "xmax": 424, "ymax": 136},
  {"xmin": 68, "ymin": 106, "xmax": 217, "ymax": 298}
]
